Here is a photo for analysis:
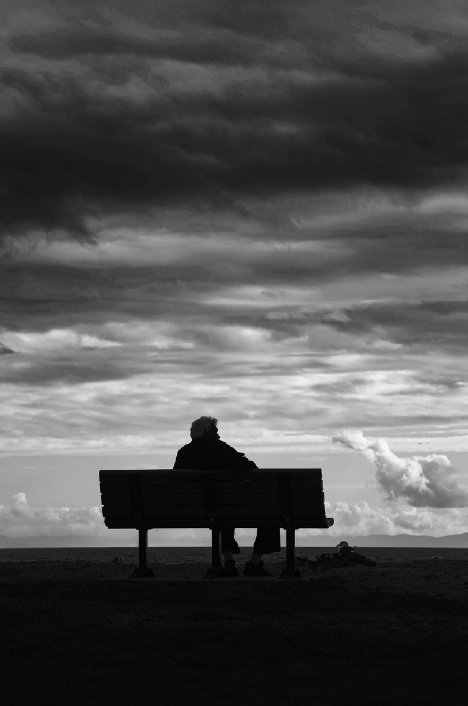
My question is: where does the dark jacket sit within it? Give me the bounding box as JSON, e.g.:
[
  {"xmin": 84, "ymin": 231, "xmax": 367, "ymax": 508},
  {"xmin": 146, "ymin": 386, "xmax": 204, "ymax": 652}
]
[{"xmin": 173, "ymin": 438, "xmax": 257, "ymax": 473}]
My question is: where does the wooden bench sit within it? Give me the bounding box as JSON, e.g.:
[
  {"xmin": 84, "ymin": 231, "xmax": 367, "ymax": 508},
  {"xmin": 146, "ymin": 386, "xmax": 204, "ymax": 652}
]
[{"xmin": 99, "ymin": 468, "xmax": 334, "ymax": 579}]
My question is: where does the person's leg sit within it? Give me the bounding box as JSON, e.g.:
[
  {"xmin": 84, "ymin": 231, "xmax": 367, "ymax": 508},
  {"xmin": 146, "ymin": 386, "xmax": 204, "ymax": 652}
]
[
  {"xmin": 221, "ymin": 527, "xmax": 237, "ymax": 562},
  {"xmin": 250, "ymin": 527, "xmax": 281, "ymax": 563}
]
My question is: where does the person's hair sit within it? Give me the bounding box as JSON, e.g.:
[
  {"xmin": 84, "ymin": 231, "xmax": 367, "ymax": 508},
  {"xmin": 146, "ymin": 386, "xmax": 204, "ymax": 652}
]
[{"xmin": 190, "ymin": 416, "xmax": 218, "ymax": 439}]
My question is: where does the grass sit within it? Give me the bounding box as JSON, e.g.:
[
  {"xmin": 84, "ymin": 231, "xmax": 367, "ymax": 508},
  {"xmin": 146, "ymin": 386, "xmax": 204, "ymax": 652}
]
[{"xmin": 1, "ymin": 575, "xmax": 468, "ymax": 706}]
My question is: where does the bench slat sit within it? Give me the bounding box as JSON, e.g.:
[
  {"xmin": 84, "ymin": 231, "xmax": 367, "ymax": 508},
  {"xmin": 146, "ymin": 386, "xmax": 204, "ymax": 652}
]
[
  {"xmin": 100, "ymin": 471, "xmax": 323, "ymax": 488},
  {"xmin": 100, "ymin": 468, "xmax": 323, "ymax": 476},
  {"xmin": 102, "ymin": 493, "xmax": 204, "ymax": 507},
  {"xmin": 101, "ymin": 492, "xmax": 325, "ymax": 512},
  {"xmin": 214, "ymin": 480, "xmax": 323, "ymax": 493},
  {"xmin": 102, "ymin": 516, "xmax": 332, "ymax": 529},
  {"xmin": 100, "ymin": 481, "xmax": 280, "ymax": 495},
  {"xmin": 100, "ymin": 479, "xmax": 323, "ymax": 495},
  {"xmin": 102, "ymin": 505, "xmax": 328, "ymax": 520},
  {"xmin": 99, "ymin": 470, "xmax": 203, "ymax": 483}
]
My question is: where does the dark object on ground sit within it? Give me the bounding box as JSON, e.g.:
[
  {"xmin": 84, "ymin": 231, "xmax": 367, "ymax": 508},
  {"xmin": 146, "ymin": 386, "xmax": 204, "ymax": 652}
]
[{"xmin": 296, "ymin": 551, "xmax": 377, "ymax": 571}]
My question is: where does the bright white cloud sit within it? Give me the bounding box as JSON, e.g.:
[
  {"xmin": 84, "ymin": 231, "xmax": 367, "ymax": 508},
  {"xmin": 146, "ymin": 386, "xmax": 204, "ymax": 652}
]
[
  {"xmin": 1, "ymin": 329, "xmax": 121, "ymax": 353},
  {"xmin": 0, "ymin": 492, "xmax": 105, "ymax": 538},
  {"xmin": 332, "ymin": 429, "xmax": 468, "ymax": 507},
  {"xmin": 312, "ymin": 500, "xmax": 468, "ymax": 537}
]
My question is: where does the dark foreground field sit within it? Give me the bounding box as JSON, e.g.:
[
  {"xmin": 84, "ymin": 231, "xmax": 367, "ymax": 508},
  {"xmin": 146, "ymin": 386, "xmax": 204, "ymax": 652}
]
[{"xmin": 1, "ymin": 560, "xmax": 468, "ymax": 706}]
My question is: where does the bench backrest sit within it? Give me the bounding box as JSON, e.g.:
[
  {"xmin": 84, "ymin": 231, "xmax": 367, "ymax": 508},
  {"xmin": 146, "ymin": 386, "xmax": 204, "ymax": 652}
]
[{"xmin": 99, "ymin": 468, "xmax": 334, "ymax": 530}]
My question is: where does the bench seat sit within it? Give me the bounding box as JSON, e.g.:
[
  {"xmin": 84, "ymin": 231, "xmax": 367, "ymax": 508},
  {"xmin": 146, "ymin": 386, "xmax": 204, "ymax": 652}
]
[{"xmin": 100, "ymin": 468, "xmax": 334, "ymax": 579}]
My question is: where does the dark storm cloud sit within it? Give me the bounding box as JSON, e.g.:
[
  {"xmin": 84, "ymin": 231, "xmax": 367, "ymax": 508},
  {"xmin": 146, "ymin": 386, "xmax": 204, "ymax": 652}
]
[
  {"xmin": 318, "ymin": 299, "xmax": 468, "ymax": 351},
  {"xmin": 311, "ymin": 372, "xmax": 467, "ymax": 398},
  {"xmin": 211, "ymin": 296, "xmax": 468, "ymax": 358},
  {"xmin": 411, "ymin": 372, "xmax": 467, "ymax": 392},
  {"xmin": 6, "ymin": 0, "xmax": 319, "ymax": 65},
  {"xmin": 0, "ymin": 67, "xmax": 219, "ymax": 245},
  {"xmin": 0, "ymin": 344, "xmax": 197, "ymax": 386},
  {"xmin": 9, "ymin": 27, "xmax": 264, "ymax": 67},
  {"xmin": 331, "ymin": 414, "xmax": 468, "ymax": 431},
  {"xmin": 219, "ymin": 291, "xmax": 468, "ymax": 346},
  {"xmin": 0, "ymin": 342, "xmax": 15, "ymax": 354},
  {"xmin": 2, "ymin": 243, "xmax": 468, "ymax": 362},
  {"xmin": 311, "ymin": 378, "xmax": 369, "ymax": 395},
  {"xmin": 2, "ymin": 356, "xmax": 131, "ymax": 385},
  {"xmin": 4, "ymin": 7, "xmax": 468, "ymax": 247},
  {"xmin": 0, "ymin": 259, "xmax": 218, "ymax": 332}
]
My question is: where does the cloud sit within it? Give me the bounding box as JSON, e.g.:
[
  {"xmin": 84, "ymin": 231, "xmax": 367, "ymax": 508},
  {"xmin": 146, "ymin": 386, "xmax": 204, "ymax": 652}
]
[
  {"xmin": 2, "ymin": 1, "xmax": 468, "ymax": 456},
  {"xmin": 313, "ymin": 298, "xmax": 468, "ymax": 355},
  {"xmin": 9, "ymin": 27, "xmax": 265, "ymax": 67},
  {"xmin": 0, "ymin": 342, "xmax": 15, "ymax": 354},
  {"xmin": 319, "ymin": 500, "xmax": 468, "ymax": 537},
  {"xmin": 2, "ymin": 223, "xmax": 468, "ymax": 351},
  {"xmin": 332, "ymin": 429, "xmax": 468, "ymax": 507},
  {"xmin": 0, "ymin": 492, "xmax": 105, "ymax": 538},
  {"xmin": 5, "ymin": 4, "xmax": 468, "ymax": 247}
]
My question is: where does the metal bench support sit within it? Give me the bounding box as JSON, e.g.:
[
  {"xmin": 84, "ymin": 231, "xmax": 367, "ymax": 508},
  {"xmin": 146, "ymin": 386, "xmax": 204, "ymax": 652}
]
[
  {"xmin": 279, "ymin": 526, "xmax": 301, "ymax": 579},
  {"xmin": 130, "ymin": 527, "xmax": 155, "ymax": 578},
  {"xmin": 203, "ymin": 526, "xmax": 223, "ymax": 579}
]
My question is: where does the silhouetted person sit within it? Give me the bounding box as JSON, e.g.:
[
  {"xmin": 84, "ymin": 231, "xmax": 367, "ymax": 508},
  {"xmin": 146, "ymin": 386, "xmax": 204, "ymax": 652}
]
[{"xmin": 173, "ymin": 416, "xmax": 281, "ymax": 577}]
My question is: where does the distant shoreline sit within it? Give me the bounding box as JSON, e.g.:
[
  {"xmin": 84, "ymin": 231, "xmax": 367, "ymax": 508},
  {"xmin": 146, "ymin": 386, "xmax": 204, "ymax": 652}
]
[
  {"xmin": 1, "ymin": 546, "xmax": 467, "ymax": 564},
  {"xmin": 3, "ymin": 532, "xmax": 468, "ymax": 550}
]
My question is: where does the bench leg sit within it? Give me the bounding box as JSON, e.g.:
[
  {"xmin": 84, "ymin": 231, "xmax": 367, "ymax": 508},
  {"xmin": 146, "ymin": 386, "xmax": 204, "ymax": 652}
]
[
  {"xmin": 279, "ymin": 526, "xmax": 301, "ymax": 579},
  {"xmin": 129, "ymin": 527, "xmax": 155, "ymax": 578},
  {"xmin": 203, "ymin": 526, "xmax": 223, "ymax": 579}
]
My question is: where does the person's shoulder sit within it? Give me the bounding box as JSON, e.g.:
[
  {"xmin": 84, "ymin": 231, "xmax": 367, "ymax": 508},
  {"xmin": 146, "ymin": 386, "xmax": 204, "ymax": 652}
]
[{"xmin": 175, "ymin": 441, "xmax": 196, "ymax": 455}]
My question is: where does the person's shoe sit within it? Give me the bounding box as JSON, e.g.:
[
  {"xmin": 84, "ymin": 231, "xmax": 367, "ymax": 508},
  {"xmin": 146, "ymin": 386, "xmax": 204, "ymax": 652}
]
[
  {"xmin": 243, "ymin": 560, "xmax": 272, "ymax": 577},
  {"xmin": 218, "ymin": 559, "xmax": 239, "ymax": 577}
]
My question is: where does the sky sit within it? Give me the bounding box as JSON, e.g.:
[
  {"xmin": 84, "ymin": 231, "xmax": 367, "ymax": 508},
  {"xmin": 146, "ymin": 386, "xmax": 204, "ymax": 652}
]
[{"xmin": 1, "ymin": 0, "xmax": 468, "ymax": 545}]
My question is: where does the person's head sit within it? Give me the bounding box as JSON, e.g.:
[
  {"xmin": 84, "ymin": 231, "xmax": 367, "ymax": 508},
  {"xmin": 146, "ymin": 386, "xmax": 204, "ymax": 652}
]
[{"xmin": 190, "ymin": 416, "xmax": 219, "ymax": 440}]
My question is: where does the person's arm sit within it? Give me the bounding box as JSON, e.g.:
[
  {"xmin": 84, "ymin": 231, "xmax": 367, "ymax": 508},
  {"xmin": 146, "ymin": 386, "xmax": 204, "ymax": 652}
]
[{"xmin": 219, "ymin": 441, "xmax": 257, "ymax": 472}]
